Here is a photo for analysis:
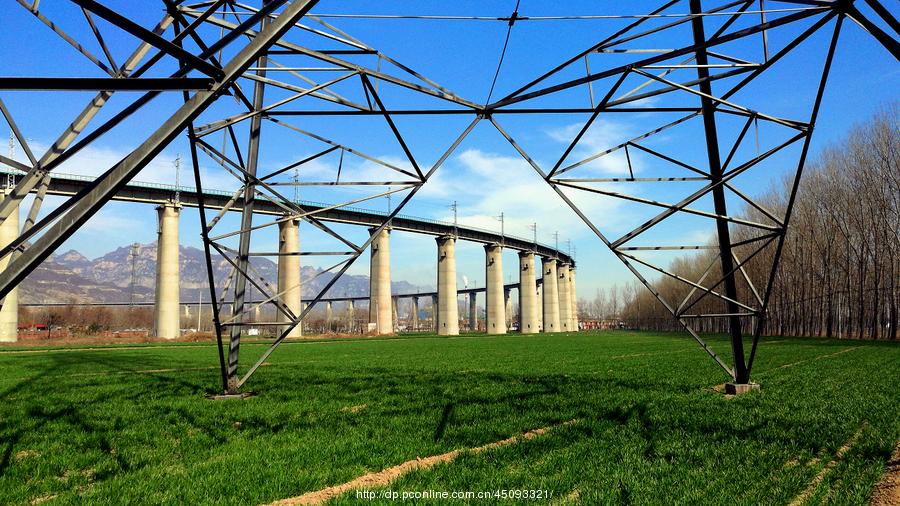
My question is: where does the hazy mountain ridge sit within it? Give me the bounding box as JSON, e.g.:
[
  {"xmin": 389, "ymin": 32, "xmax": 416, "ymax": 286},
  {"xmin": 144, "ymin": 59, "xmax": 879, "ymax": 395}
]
[{"xmin": 20, "ymin": 243, "xmax": 424, "ymax": 304}]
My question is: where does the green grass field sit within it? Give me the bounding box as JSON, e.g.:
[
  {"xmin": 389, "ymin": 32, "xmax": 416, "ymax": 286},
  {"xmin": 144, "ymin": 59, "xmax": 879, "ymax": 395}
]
[{"xmin": 1, "ymin": 331, "xmax": 898, "ymax": 505}]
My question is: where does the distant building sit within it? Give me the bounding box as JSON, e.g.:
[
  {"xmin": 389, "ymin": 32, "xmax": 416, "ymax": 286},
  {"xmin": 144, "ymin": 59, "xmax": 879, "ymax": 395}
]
[{"xmin": 580, "ymin": 319, "xmax": 625, "ymax": 330}]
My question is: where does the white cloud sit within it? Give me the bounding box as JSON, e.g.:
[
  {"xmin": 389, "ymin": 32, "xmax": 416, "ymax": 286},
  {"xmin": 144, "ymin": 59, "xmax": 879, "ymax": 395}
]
[
  {"xmin": 415, "ymin": 148, "xmax": 629, "ymax": 244},
  {"xmin": 545, "ymin": 119, "xmax": 635, "ymax": 176},
  {"xmin": 79, "ymin": 212, "xmax": 143, "ymax": 234}
]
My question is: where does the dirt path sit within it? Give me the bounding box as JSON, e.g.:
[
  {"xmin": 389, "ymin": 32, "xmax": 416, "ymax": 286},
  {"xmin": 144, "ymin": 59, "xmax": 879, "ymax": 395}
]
[
  {"xmin": 870, "ymin": 440, "xmax": 900, "ymax": 506},
  {"xmin": 266, "ymin": 420, "xmax": 579, "ymax": 506}
]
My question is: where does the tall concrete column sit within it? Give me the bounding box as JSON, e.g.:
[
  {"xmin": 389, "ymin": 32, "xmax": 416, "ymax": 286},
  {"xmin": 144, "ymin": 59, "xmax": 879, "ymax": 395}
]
[
  {"xmin": 325, "ymin": 301, "xmax": 333, "ymax": 332},
  {"xmin": 411, "ymin": 297, "xmax": 419, "ymax": 331},
  {"xmin": 504, "ymin": 288, "xmax": 512, "ymax": 330},
  {"xmin": 0, "ymin": 190, "xmax": 19, "ymax": 342},
  {"xmin": 276, "ymin": 216, "xmax": 302, "ymax": 338},
  {"xmin": 536, "ymin": 283, "xmax": 544, "ymax": 331},
  {"xmin": 368, "ymin": 227, "xmax": 392, "ymax": 334},
  {"xmin": 518, "ymin": 251, "xmax": 539, "ymax": 334},
  {"xmin": 558, "ymin": 262, "xmax": 573, "ymax": 332},
  {"xmin": 347, "ymin": 300, "xmax": 356, "ymax": 333},
  {"xmin": 569, "ymin": 266, "xmax": 579, "ymax": 331},
  {"xmin": 468, "ymin": 293, "xmax": 477, "ymax": 331},
  {"xmin": 436, "ymin": 235, "xmax": 459, "ymax": 335},
  {"xmin": 484, "ymin": 243, "xmax": 506, "ymax": 334},
  {"xmin": 542, "ymin": 257, "xmax": 560, "ymax": 332},
  {"xmin": 153, "ymin": 202, "xmax": 181, "ymax": 339},
  {"xmin": 431, "ymin": 295, "xmax": 438, "ymax": 332},
  {"xmin": 391, "ymin": 296, "xmax": 399, "ymax": 332}
]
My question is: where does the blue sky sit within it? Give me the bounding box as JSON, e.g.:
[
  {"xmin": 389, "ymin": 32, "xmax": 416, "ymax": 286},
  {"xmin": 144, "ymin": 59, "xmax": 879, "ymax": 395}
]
[{"xmin": 1, "ymin": 1, "xmax": 897, "ymax": 300}]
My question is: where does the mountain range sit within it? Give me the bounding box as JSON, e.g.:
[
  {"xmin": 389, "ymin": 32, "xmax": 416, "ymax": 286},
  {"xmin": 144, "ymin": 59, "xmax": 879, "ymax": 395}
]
[{"xmin": 19, "ymin": 243, "xmax": 424, "ymax": 304}]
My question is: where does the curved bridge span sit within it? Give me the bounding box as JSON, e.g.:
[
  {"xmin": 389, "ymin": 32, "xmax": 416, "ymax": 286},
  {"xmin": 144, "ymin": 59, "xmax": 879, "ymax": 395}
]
[
  {"xmin": 4, "ymin": 169, "xmax": 578, "ymax": 340},
  {"xmin": 20, "ymin": 170, "xmax": 573, "ymax": 264}
]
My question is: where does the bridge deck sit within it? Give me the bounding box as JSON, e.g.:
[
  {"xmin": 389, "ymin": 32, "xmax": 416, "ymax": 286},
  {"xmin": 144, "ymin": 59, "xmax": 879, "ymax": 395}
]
[{"xmin": 4, "ymin": 170, "xmax": 573, "ymax": 264}]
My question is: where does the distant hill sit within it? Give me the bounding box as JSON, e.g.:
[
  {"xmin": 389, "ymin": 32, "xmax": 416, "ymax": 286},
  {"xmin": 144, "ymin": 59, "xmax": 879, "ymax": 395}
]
[{"xmin": 19, "ymin": 243, "xmax": 425, "ymax": 304}]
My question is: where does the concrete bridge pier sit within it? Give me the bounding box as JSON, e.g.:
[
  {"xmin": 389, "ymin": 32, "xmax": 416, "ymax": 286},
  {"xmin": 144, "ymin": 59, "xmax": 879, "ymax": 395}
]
[
  {"xmin": 468, "ymin": 293, "xmax": 477, "ymax": 332},
  {"xmin": 391, "ymin": 296, "xmax": 399, "ymax": 332},
  {"xmin": 276, "ymin": 216, "xmax": 302, "ymax": 338},
  {"xmin": 518, "ymin": 251, "xmax": 539, "ymax": 334},
  {"xmin": 325, "ymin": 301, "xmax": 333, "ymax": 332},
  {"xmin": 558, "ymin": 262, "xmax": 573, "ymax": 332},
  {"xmin": 431, "ymin": 295, "xmax": 438, "ymax": 332},
  {"xmin": 504, "ymin": 287, "xmax": 512, "ymax": 331},
  {"xmin": 0, "ymin": 190, "xmax": 18, "ymax": 342},
  {"xmin": 346, "ymin": 300, "xmax": 356, "ymax": 333},
  {"xmin": 542, "ymin": 257, "xmax": 560, "ymax": 332},
  {"xmin": 536, "ymin": 284, "xmax": 544, "ymax": 331},
  {"xmin": 369, "ymin": 227, "xmax": 392, "ymax": 334},
  {"xmin": 484, "ymin": 243, "xmax": 506, "ymax": 334},
  {"xmin": 153, "ymin": 202, "xmax": 181, "ymax": 339},
  {"xmin": 410, "ymin": 297, "xmax": 419, "ymax": 331},
  {"xmin": 569, "ymin": 265, "xmax": 579, "ymax": 330},
  {"xmin": 436, "ymin": 235, "xmax": 459, "ymax": 335}
]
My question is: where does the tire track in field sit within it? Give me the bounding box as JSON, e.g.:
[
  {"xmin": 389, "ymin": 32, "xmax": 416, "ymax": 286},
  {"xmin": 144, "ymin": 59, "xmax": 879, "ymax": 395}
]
[
  {"xmin": 787, "ymin": 422, "xmax": 867, "ymax": 506},
  {"xmin": 754, "ymin": 346, "xmax": 865, "ymax": 377},
  {"xmin": 265, "ymin": 419, "xmax": 580, "ymax": 506},
  {"xmin": 610, "ymin": 349, "xmax": 692, "ymax": 359}
]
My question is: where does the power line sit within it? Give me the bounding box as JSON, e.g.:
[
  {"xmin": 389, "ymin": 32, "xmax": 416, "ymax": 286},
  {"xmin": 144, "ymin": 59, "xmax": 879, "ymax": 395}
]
[
  {"xmin": 308, "ymin": 8, "xmax": 819, "ymax": 21},
  {"xmin": 485, "ymin": 0, "xmax": 521, "ymax": 104}
]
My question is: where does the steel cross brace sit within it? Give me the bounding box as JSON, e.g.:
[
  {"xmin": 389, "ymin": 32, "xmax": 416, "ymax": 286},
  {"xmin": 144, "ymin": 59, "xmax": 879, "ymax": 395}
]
[{"xmin": 0, "ymin": 0, "xmax": 321, "ymax": 301}]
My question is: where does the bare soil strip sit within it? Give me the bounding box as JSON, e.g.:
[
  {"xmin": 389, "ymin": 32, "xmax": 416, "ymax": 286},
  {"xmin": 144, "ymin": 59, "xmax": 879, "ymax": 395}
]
[
  {"xmin": 0, "ymin": 344, "xmax": 213, "ymax": 355},
  {"xmin": 870, "ymin": 440, "xmax": 900, "ymax": 506},
  {"xmin": 787, "ymin": 422, "xmax": 867, "ymax": 506},
  {"xmin": 266, "ymin": 420, "xmax": 580, "ymax": 506}
]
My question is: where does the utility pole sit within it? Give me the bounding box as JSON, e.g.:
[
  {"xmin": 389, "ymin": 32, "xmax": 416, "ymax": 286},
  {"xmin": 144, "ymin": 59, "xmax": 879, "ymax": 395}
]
[
  {"xmin": 553, "ymin": 231, "xmax": 559, "ymax": 253},
  {"xmin": 529, "ymin": 222, "xmax": 537, "ymax": 249},
  {"xmin": 496, "ymin": 212, "xmax": 505, "ymax": 244},
  {"xmin": 174, "ymin": 154, "xmax": 181, "ymax": 204},
  {"xmin": 450, "ymin": 200, "xmax": 458, "ymax": 235},
  {"xmin": 387, "ymin": 187, "xmax": 392, "ymax": 212},
  {"xmin": 292, "ymin": 167, "xmax": 300, "ymax": 204},
  {"xmin": 197, "ymin": 290, "xmax": 203, "ymax": 332}
]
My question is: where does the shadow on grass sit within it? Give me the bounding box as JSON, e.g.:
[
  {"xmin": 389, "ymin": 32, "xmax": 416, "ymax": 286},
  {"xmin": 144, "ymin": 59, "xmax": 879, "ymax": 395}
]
[{"xmin": 0, "ymin": 339, "xmax": 896, "ymax": 504}]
